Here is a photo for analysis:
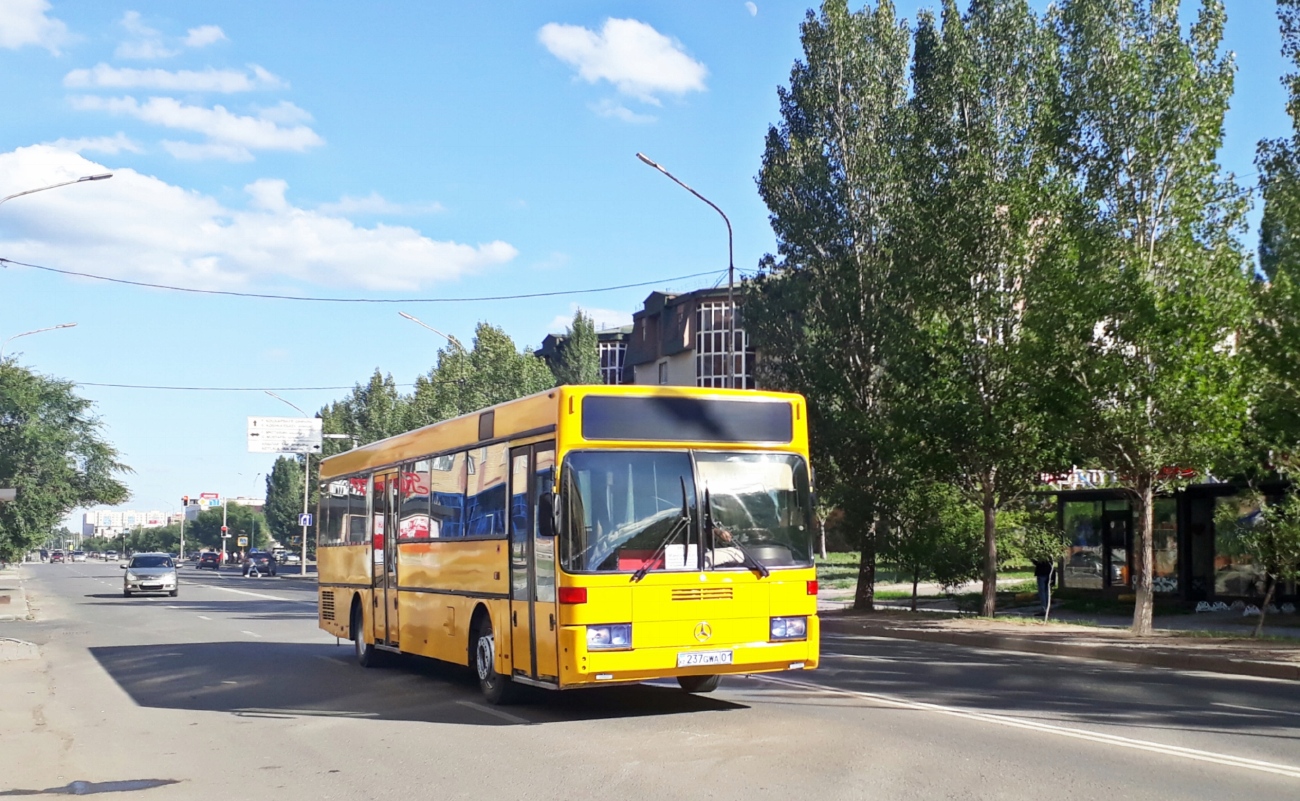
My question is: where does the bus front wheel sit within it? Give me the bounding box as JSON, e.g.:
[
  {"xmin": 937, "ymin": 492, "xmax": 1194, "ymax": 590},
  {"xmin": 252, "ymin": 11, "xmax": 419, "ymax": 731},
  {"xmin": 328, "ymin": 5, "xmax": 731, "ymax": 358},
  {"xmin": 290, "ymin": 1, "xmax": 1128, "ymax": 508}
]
[
  {"xmin": 677, "ymin": 674, "xmax": 721, "ymax": 694},
  {"xmin": 474, "ymin": 617, "xmax": 515, "ymax": 705},
  {"xmin": 352, "ymin": 605, "xmax": 382, "ymax": 668}
]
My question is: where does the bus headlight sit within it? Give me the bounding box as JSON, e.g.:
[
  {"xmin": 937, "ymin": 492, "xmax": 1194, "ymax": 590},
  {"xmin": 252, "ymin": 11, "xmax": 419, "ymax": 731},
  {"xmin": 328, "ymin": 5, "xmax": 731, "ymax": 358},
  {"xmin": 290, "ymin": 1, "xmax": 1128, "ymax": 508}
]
[
  {"xmin": 770, "ymin": 616, "xmax": 807, "ymax": 641},
  {"xmin": 587, "ymin": 624, "xmax": 632, "ymax": 649}
]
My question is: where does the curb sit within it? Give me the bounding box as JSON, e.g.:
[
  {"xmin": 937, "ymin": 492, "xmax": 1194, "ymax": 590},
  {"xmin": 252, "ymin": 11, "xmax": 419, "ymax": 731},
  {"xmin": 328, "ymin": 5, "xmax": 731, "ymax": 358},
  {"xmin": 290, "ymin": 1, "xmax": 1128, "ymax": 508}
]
[
  {"xmin": 0, "ymin": 638, "xmax": 39, "ymax": 661},
  {"xmin": 826, "ymin": 622, "xmax": 1300, "ymax": 682}
]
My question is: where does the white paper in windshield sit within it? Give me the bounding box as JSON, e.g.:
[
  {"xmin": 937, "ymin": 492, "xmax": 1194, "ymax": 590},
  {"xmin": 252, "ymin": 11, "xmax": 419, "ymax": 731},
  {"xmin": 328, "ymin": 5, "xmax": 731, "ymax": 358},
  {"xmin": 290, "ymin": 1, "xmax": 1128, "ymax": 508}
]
[
  {"xmin": 696, "ymin": 459, "xmax": 795, "ymax": 493},
  {"xmin": 664, "ymin": 544, "xmax": 698, "ymax": 570}
]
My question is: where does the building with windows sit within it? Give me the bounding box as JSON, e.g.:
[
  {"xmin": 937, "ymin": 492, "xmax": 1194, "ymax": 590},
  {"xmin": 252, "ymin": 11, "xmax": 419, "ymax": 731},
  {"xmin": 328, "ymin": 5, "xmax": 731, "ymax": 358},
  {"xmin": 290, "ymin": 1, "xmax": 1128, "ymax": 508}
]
[
  {"xmin": 535, "ymin": 325, "xmax": 633, "ymax": 385},
  {"xmin": 625, "ymin": 288, "xmax": 756, "ymax": 388},
  {"xmin": 81, "ymin": 509, "xmax": 167, "ymax": 540}
]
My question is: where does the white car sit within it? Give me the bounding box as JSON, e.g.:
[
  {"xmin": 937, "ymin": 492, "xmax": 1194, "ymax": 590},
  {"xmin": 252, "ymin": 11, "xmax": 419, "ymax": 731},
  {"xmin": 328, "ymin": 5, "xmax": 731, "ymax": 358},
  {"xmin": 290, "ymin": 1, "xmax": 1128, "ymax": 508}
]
[
  {"xmin": 71, "ymin": 551, "xmax": 87, "ymax": 562},
  {"xmin": 122, "ymin": 552, "xmax": 178, "ymax": 597}
]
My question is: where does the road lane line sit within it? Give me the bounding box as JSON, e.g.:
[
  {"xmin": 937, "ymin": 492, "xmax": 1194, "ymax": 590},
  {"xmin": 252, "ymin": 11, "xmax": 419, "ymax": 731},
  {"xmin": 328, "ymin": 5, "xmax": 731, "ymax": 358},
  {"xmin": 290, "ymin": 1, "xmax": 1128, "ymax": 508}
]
[
  {"xmin": 197, "ymin": 615, "xmax": 212, "ymax": 620},
  {"xmin": 1213, "ymin": 702, "xmax": 1300, "ymax": 718},
  {"xmin": 198, "ymin": 584, "xmax": 311, "ymax": 604},
  {"xmin": 755, "ymin": 674, "xmax": 1300, "ymax": 780},
  {"xmin": 455, "ymin": 700, "xmax": 530, "ymax": 725},
  {"xmin": 241, "ymin": 630, "xmax": 263, "ymax": 638}
]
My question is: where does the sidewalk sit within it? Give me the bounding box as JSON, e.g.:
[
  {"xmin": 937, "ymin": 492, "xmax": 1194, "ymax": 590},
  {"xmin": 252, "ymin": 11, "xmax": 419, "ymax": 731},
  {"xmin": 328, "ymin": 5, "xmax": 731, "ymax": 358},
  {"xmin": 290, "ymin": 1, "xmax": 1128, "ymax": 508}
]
[
  {"xmin": 0, "ymin": 562, "xmax": 32, "ymax": 622},
  {"xmin": 821, "ymin": 609, "xmax": 1300, "ymax": 681}
]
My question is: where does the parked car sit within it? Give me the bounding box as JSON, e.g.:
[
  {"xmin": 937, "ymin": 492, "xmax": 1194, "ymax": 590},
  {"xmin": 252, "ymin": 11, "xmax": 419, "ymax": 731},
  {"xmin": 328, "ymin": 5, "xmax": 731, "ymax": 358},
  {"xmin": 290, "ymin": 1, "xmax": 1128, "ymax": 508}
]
[
  {"xmin": 122, "ymin": 552, "xmax": 178, "ymax": 597},
  {"xmin": 50, "ymin": 550, "xmax": 65, "ymax": 563},
  {"xmin": 196, "ymin": 552, "xmax": 221, "ymax": 570},
  {"xmin": 283, "ymin": 553, "xmax": 302, "ymax": 564},
  {"xmin": 242, "ymin": 552, "xmax": 278, "ymax": 577}
]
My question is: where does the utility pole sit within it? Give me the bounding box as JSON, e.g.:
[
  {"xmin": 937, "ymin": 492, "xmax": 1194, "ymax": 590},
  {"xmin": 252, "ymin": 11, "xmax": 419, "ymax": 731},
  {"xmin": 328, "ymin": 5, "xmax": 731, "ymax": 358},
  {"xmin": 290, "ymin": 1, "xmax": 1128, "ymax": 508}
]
[
  {"xmin": 221, "ymin": 498, "xmax": 228, "ymax": 565},
  {"xmin": 301, "ymin": 454, "xmax": 310, "ymax": 575}
]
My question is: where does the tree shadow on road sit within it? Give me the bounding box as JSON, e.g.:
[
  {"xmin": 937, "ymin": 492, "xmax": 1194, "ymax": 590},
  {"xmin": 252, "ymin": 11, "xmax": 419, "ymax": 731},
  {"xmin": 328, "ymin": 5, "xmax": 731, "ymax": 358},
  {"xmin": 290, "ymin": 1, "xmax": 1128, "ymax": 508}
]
[{"xmin": 88, "ymin": 641, "xmax": 747, "ymax": 726}]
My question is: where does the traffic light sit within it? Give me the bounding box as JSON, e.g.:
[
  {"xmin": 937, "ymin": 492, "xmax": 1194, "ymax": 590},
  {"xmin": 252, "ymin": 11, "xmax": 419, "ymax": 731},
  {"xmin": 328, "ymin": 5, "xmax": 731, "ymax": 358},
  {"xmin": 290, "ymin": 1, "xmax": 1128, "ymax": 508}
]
[{"xmin": 182, "ymin": 495, "xmax": 189, "ymax": 506}]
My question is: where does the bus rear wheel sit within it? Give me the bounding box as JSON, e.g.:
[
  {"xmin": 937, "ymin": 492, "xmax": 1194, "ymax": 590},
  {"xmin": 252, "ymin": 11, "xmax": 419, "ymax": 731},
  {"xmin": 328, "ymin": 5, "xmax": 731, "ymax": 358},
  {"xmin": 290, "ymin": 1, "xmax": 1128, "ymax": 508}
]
[
  {"xmin": 474, "ymin": 616, "xmax": 515, "ymax": 705},
  {"xmin": 352, "ymin": 605, "xmax": 382, "ymax": 668},
  {"xmin": 677, "ymin": 674, "xmax": 721, "ymax": 694}
]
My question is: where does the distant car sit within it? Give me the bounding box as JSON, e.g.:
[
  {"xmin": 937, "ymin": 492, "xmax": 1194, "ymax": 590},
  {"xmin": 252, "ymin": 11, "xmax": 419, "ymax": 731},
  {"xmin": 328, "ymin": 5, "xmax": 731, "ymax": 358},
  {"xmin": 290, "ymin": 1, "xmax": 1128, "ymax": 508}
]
[
  {"xmin": 122, "ymin": 552, "xmax": 178, "ymax": 597},
  {"xmin": 197, "ymin": 552, "xmax": 221, "ymax": 570},
  {"xmin": 283, "ymin": 553, "xmax": 302, "ymax": 564},
  {"xmin": 71, "ymin": 551, "xmax": 87, "ymax": 562},
  {"xmin": 105, "ymin": 550, "xmax": 118, "ymax": 561},
  {"xmin": 242, "ymin": 552, "xmax": 277, "ymax": 577},
  {"xmin": 50, "ymin": 550, "xmax": 65, "ymax": 563}
]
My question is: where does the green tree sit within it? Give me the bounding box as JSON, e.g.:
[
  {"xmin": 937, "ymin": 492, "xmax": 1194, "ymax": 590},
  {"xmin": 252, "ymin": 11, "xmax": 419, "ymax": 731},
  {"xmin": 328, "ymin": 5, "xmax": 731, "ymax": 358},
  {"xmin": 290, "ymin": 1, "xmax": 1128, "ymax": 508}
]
[
  {"xmin": 883, "ymin": 481, "xmax": 984, "ymax": 611},
  {"xmin": 550, "ymin": 309, "xmax": 602, "ymax": 385},
  {"xmin": 405, "ymin": 322, "xmax": 555, "ymax": 429},
  {"xmin": 1214, "ymin": 492, "xmax": 1300, "ymax": 637},
  {"xmin": 264, "ymin": 456, "xmax": 305, "ymax": 547},
  {"xmin": 0, "ymin": 361, "xmax": 130, "ymax": 561},
  {"xmin": 747, "ymin": 0, "xmax": 914, "ymax": 611},
  {"xmin": 1053, "ymin": 0, "xmax": 1252, "ymax": 634},
  {"xmin": 899, "ymin": 0, "xmax": 1068, "ymax": 616},
  {"xmin": 185, "ymin": 504, "xmax": 267, "ymax": 552}
]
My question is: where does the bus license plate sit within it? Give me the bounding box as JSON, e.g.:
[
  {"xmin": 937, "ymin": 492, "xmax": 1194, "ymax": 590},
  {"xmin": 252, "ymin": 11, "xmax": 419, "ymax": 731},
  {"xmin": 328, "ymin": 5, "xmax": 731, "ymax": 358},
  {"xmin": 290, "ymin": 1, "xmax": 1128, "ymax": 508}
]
[{"xmin": 677, "ymin": 650, "xmax": 733, "ymax": 668}]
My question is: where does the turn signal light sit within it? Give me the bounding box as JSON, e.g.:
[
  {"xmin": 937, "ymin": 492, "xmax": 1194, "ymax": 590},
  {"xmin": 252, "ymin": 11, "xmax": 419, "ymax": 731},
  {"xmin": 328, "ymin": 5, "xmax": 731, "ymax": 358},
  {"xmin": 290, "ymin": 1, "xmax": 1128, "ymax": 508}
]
[
  {"xmin": 558, "ymin": 586, "xmax": 587, "ymax": 604},
  {"xmin": 807, "ymin": 580, "xmax": 819, "ymax": 595}
]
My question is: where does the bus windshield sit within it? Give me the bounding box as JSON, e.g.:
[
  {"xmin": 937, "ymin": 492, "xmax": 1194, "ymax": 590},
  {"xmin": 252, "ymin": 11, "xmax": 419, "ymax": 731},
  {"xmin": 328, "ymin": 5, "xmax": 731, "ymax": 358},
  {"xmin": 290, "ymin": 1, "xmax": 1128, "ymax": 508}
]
[{"xmin": 561, "ymin": 450, "xmax": 813, "ymax": 574}]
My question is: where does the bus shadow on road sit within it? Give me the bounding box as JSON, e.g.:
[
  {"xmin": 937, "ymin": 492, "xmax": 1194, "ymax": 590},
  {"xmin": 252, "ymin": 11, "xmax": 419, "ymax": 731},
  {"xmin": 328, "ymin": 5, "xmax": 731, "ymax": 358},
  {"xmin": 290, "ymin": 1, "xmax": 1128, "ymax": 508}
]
[{"xmin": 87, "ymin": 642, "xmax": 748, "ymax": 726}]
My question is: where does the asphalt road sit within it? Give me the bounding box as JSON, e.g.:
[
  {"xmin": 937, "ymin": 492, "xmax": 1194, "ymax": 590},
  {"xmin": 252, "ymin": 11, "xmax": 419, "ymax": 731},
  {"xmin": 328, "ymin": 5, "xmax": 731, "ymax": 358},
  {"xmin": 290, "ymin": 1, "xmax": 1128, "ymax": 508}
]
[{"xmin": 3, "ymin": 561, "xmax": 1299, "ymax": 800}]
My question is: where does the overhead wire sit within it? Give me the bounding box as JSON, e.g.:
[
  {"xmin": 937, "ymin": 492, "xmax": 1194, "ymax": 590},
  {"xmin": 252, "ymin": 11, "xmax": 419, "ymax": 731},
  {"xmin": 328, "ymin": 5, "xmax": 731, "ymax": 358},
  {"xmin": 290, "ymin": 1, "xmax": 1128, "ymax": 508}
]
[{"xmin": 0, "ymin": 257, "xmax": 725, "ymax": 303}]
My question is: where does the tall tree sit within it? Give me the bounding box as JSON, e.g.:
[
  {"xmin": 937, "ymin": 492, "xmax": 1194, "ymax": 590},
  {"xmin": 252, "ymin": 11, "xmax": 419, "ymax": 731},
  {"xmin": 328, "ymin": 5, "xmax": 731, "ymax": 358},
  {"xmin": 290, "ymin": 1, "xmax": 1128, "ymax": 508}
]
[
  {"xmin": 747, "ymin": 0, "xmax": 913, "ymax": 610},
  {"xmin": 0, "ymin": 361, "xmax": 130, "ymax": 560},
  {"xmin": 899, "ymin": 0, "xmax": 1067, "ymax": 616},
  {"xmin": 405, "ymin": 322, "xmax": 555, "ymax": 429},
  {"xmin": 1054, "ymin": 0, "xmax": 1251, "ymax": 634},
  {"xmin": 550, "ymin": 309, "xmax": 602, "ymax": 385},
  {"xmin": 1252, "ymin": 0, "xmax": 1300, "ymax": 473},
  {"xmin": 264, "ymin": 456, "xmax": 305, "ymax": 547}
]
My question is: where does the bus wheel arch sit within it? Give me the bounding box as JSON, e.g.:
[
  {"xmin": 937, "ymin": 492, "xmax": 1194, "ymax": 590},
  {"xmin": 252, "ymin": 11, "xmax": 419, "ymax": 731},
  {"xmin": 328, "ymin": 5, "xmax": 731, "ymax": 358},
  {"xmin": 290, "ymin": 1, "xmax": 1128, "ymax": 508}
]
[{"xmin": 469, "ymin": 604, "xmax": 515, "ymax": 704}]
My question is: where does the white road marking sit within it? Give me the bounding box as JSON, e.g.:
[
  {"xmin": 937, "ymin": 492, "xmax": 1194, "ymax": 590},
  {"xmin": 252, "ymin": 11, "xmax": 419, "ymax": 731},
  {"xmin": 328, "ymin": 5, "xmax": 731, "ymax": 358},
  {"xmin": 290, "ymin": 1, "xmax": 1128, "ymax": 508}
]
[
  {"xmin": 197, "ymin": 615, "xmax": 212, "ymax": 621},
  {"xmin": 241, "ymin": 630, "xmax": 263, "ymax": 638},
  {"xmin": 456, "ymin": 700, "xmax": 530, "ymax": 725},
  {"xmin": 1213, "ymin": 702, "xmax": 1300, "ymax": 718},
  {"xmin": 824, "ymin": 651, "xmax": 892, "ymax": 662},
  {"xmin": 756, "ymin": 675, "xmax": 1300, "ymax": 781},
  {"xmin": 189, "ymin": 582, "xmax": 317, "ymax": 606}
]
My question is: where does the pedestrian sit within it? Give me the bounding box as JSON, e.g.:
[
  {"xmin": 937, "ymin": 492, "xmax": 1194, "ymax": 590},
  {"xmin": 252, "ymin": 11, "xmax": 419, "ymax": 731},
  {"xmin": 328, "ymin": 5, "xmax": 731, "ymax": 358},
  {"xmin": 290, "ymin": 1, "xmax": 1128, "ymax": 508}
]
[{"xmin": 1033, "ymin": 558, "xmax": 1054, "ymax": 611}]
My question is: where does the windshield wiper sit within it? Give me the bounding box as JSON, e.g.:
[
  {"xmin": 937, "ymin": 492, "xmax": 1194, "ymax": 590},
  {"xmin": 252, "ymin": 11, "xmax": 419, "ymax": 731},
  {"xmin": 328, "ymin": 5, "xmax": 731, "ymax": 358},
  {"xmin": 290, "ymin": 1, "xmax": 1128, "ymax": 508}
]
[
  {"xmin": 705, "ymin": 486, "xmax": 770, "ymax": 578},
  {"xmin": 630, "ymin": 477, "xmax": 691, "ymax": 583}
]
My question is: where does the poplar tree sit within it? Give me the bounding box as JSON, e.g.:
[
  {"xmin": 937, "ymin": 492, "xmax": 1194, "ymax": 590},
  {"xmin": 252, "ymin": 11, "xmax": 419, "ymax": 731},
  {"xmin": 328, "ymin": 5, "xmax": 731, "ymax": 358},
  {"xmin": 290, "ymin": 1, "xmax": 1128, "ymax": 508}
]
[
  {"xmin": 747, "ymin": 0, "xmax": 913, "ymax": 610},
  {"xmin": 901, "ymin": 0, "xmax": 1067, "ymax": 616},
  {"xmin": 551, "ymin": 309, "xmax": 602, "ymax": 385},
  {"xmin": 1054, "ymin": 0, "xmax": 1251, "ymax": 634}
]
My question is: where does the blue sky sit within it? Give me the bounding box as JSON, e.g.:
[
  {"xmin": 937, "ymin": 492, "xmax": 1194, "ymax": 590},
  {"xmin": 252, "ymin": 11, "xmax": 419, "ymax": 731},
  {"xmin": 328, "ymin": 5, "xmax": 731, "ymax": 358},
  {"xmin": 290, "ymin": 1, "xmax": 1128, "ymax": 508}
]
[{"xmin": 0, "ymin": 0, "xmax": 1292, "ymax": 526}]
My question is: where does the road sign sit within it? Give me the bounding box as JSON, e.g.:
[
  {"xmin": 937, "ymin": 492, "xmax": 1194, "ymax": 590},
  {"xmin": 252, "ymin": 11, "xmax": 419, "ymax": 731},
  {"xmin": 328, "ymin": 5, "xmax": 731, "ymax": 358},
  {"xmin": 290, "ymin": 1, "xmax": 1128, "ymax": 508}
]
[
  {"xmin": 247, "ymin": 416, "xmax": 322, "ymax": 454},
  {"xmin": 237, "ymin": 536, "xmax": 249, "ymax": 547},
  {"xmin": 298, "ymin": 512, "xmax": 313, "ymax": 527}
]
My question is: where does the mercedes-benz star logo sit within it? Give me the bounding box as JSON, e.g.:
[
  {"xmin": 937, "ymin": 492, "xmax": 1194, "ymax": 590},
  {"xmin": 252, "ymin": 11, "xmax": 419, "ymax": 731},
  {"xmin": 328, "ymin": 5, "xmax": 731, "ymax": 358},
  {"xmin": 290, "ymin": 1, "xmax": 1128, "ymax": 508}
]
[{"xmin": 694, "ymin": 622, "xmax": 712, "ymax": 643}]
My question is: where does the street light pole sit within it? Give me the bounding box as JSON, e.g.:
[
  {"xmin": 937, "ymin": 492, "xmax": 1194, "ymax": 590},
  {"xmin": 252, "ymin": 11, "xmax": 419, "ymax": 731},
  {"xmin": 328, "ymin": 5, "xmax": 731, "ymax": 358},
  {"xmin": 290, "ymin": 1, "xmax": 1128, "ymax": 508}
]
[
  {"xmin": 0, "ymin": 323, "xmax": 77, "ymax": 360},
  {"xmin": 0, "ymin": 173, "xmax": 112, "ymax": 208},
  {"xmin": 635, "ymin": 153, "xmax": 738, "ymax": 389},
  {"xmin": 397, "ymin": 312, "xmax": 467, "ymax": 353}
]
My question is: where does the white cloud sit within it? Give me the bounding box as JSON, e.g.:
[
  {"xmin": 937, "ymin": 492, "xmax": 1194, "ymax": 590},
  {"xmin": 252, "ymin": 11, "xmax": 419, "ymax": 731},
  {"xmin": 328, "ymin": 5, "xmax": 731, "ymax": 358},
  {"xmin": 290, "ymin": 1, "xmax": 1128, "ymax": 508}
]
[
  {"xmin": 0, "ymin": 145, "xmax": 518, "ymax": 292},
  {"xmin": 115, "ymin": 11, "xmax": 177, "ymax": 59},
  {"xmin": 548, "ymin": 304, "xmax": 633, "ymax": 334},
  {"xmin": 745, "ymin": 3, "xmax": 758, "ymax": 17},
  {"xmin": 316, "ymin": 192, "xmax": 445, "ymax": 216},
  {"xmin": 64, "ymin": 64, "xmax": 285, "ymax": 93},
  {"xmin": 41, "ymin": 133, "xmax": 143, "ymax": 155},
  {"xmin": 539, "ymin": 18, "xmax": 707, "ymax": 104},
  {"xmin": 184, "ymin": 25, "xmax": 226, "ymax": 48},
  {"xmin": 71, "ymin": 95, "xmax": 323, "ymax": 161},
  {"xmin": 0, "ymin": 0, "xmax": 69, "ymax": 53},
  {"xmin": 591, "ymin": 98, "xmax": 655, "ymax": 124}
]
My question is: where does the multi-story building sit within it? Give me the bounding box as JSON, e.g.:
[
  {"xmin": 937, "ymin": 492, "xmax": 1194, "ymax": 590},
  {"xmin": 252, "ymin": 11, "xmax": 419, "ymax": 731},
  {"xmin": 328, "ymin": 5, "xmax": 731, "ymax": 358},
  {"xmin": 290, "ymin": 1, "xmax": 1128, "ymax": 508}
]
[
  {"xmin": 535, "ymin": 324, "xmax": 633, "ymax": 385},
  {"xmin": 625, "ymin": 288, "xmax": 756, "ymax": 388},
  {"xmin": 81, "ymin": 509, "xmax": 167, "ymax": 540}
]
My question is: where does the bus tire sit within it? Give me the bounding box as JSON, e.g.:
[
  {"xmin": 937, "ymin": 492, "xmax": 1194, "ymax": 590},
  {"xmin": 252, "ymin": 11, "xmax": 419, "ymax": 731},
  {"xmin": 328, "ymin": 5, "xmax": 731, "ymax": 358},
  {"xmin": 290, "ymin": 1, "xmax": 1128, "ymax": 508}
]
[
  {"xmin": 677, "ymin": 674, "xmax": 721, "ymax": 694},
  {"xmin": 473, "ymin": 615, "xmax": 515, "ymax": 705},
  {"xmin": 352, "ymin": 603, "xmax": 382, "ymax": 668}
]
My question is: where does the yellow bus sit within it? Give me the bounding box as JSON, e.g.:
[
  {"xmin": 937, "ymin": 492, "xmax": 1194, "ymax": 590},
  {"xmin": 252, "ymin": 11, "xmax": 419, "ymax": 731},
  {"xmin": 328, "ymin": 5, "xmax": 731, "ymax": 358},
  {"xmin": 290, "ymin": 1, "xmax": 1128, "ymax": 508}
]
[{"xmin": 315, "ymin": 384, "xmax": 820, "ymax": 703}]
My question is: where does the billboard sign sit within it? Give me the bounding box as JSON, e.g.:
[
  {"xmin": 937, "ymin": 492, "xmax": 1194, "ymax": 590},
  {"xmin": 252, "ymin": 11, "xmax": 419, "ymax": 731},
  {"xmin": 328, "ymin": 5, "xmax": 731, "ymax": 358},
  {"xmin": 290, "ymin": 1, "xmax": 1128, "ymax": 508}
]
[{"xmin": 247, "ymin": 416, "xmax": 323, "ymax": 454}]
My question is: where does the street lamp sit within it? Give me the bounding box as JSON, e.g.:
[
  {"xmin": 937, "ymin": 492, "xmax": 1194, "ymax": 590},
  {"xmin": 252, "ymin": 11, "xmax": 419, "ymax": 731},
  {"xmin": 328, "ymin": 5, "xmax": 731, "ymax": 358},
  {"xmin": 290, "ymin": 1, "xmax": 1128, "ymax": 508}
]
[
  {"xmin": 0, "ymin": 323, "xmax": 77, "ymax": 360},
  {"xmin": 635, "ymin": 153, "xmax": 738, "ymax": 389},
  {"xmin": 264, "ymin": 391, "xmax": 315, "ymax": 574},
  {"xmin": 0, "ymin": 173, "xmax": 112, "ymax": 208},
  {"xmin": 398, "ymin": 312, "xmax": 467, "ymax": 353}
]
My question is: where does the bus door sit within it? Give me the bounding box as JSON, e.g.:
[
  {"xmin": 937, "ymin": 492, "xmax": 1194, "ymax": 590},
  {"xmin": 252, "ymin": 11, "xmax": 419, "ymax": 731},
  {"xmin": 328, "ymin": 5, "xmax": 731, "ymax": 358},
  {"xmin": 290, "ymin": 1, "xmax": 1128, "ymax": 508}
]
[
  {"xmin": 373, "ymin": 470, "xmax": 399, "ymax": 646},
  {"xmin": 508, "ymin": 442, "xmax": 558, "ymax": 683}
]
